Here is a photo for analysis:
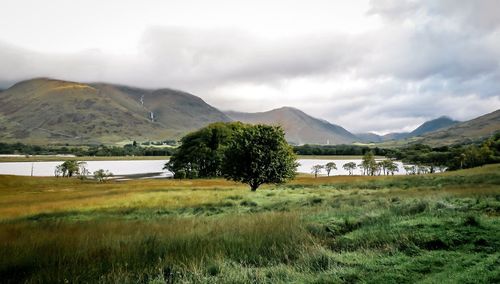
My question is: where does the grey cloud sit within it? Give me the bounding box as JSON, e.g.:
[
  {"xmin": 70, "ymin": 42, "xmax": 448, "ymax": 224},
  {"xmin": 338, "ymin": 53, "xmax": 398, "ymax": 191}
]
[
  {"xmin": 139, "ymin": 27, "xmax": 358, "ymax": 88},
  {"xmin": 369, "ymin": 0, "xmax": 500, "ymax": 33},
  {"xmin": 1, "ymin": 2, "xmax": 500, "ymax": 133}
]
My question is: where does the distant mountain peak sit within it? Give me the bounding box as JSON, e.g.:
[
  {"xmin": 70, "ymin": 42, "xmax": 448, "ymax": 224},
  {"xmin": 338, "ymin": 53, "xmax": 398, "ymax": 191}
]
[
  {"xmin": 417, "ymin": 109, "xmax": 500, "ymax": 145},
  {"xmin": 225, "ymin": 107, "xmax": 357, "ymax": 145},
  {"xmin": 409, "ymin": 116, "xmax": 460, "ymax": 137},
  {"xmin": 275, "ymin": 106, "xmax": 301, "ymax": 112}
]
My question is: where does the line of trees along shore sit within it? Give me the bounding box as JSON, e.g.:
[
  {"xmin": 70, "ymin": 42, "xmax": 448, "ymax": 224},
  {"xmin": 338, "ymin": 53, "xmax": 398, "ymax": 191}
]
[
  {"xmin": 311, "ymin": 152, "xmax": 399, "ymax": 177},
  {"xmin": 387, "ymin": 133, "xmax": 500, "ymax": 172},
  {"xmin": 1, "ymin": 128, "xmax": 498, "ymax": 176},
  {"xmin": 0, "ymin": 142, "xmax": 176, "ymax": 156}
]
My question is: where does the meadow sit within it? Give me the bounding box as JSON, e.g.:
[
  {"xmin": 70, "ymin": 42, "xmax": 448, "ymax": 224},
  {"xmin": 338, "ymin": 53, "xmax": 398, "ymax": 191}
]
[{"xmin": 0, "ymin": 165, "xmax": 499, "ymax": 283}]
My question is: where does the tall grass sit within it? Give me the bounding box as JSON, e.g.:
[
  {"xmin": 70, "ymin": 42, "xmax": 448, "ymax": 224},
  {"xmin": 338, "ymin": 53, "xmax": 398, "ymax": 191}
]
[
  {"xmin": 0, "ymin": 164, "xmax": 499, "ymax": 283},
  {"xmin": 0, "ymin": 212, "xmax": 310, "ymax": 283}
]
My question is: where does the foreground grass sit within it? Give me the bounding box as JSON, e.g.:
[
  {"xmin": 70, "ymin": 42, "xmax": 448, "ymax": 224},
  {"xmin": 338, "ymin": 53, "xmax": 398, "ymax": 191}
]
[{"xmin": 0, "ymin": 165, "xmax": 499, "ymax": 283}]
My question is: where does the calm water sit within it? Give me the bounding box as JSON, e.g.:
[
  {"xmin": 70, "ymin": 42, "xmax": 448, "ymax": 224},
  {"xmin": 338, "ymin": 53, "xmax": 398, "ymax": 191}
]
[{"xmin": 0, "ymin": 159, "xmax": 410, "ymax": 177}]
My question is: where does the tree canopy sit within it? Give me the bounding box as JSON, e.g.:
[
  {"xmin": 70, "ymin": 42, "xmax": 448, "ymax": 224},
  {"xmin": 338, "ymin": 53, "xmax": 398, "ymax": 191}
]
[
  {"xmin": 311, "ymin": 164, "xmax": 324, "ymax": 178},
  {"xmin": 164, "ymin": 122, "xmax": 245, "ymax": 178},
  {"xmin": 324, "ymin": 162, "xmax": 337, "ymax": 176},
  {"xmin": 343, "ymin": 162, "xmax": 357, "ymax": 175},
  {"xmin": 360, "ymin": 151, "xmax": 377, "ymax": 176},
  {"xmin": 223, "ymin": 124, "xmax": 298, "ymax": 191},
  {"xmin": 55, "ymin": 160, "xmax": 87, "ymax": 177}
]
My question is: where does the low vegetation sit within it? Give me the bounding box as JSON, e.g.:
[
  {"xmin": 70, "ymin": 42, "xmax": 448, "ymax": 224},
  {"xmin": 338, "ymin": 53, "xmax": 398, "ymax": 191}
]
[
  {"xmin": 0, "ymin": 164, "xmax": 499, "ymax": 283},
  {"xmin": 389, "ymin": 133, "xmax": 500, "ymax": 171},
  {"xmin": 294, "ymin": 144, "xmax": 389, "ymax": 156},
  {"xmin": 0, "ymin": 142, "xmax": 177, "ymax": 157}
]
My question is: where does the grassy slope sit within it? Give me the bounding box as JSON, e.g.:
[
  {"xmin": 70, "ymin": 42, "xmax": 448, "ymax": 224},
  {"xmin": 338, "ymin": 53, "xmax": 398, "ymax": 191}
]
[
  {"xmin": 0, "ymin": 165, "xmax": 499, "ymax": 283},
  {"xmin": 226, "ymin": 107, "xmax": 358, "ymax": 145},
  {"xmin": 0, "ymin": 78, "xmax": 230, "ymax": 145}
]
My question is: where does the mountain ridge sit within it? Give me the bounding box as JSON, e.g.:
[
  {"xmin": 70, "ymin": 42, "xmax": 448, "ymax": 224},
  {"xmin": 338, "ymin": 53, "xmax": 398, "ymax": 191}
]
[
  {"xmin": 0, "ymin": 77, "xmax": 498, "ymax": 146},
  {"xmin": 416, "ymin": 109, "xmax": 500, "ymax": 145},
  {"xmin": 356, "ymin": 116, "xmax": 461, "ymax": 143},
  {"xmin": 0, "ymin": 78, "xmax": 230, "ymax": 144},
  {"xmin": 225, "ymin": 107, "xmax": 359, "ymax": 145}
]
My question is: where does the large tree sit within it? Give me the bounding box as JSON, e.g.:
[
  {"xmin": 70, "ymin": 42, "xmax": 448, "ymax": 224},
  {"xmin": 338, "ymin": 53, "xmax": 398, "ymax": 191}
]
[
  {"xmin": 223, "ymin": 124, "xmax": 298, "ymax": 191},
  {"xmin": 164, "ymin": 122, "xmax": 245, "ymax": 178}
]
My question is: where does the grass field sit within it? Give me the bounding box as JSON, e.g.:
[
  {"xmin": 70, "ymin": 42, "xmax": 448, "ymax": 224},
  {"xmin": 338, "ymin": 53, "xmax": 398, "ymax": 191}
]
[{"xmin": 0, "ymin": 165, "xmax": 499, "ymax": 283}]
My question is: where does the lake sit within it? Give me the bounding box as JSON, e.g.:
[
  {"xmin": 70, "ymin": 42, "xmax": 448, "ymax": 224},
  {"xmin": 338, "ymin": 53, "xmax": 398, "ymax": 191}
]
[{"xmin": 0, "ymin": 159, "xmax": 411, "ymax": 178}]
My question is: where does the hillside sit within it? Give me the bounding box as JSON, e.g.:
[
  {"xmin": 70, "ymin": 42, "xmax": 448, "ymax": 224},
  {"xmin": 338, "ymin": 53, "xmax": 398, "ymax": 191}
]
[
  {"xmin": 417, "ymin": 109, "xmax": 500, "ymax": 145},
  {"xmin": 355, "ymin": 133, "xmax": 384, "ymax": 143},
  {"xmin": 357, "ymin": 116, "xmax": 460, "ymax": 143},
  {"xmin": 225, "ymin": 107, "xmax": 358, "ymax": 145},
  {"xmin": 408, "ymin": 116, "xmax": 459, "ymax": 137},
  {"xmin": 0, "ymin": 78, "xmax": 230, "ymax": 144},
  {"xmin": 356, "ymin": 132, "xmax": 410, "ymax": 143}
]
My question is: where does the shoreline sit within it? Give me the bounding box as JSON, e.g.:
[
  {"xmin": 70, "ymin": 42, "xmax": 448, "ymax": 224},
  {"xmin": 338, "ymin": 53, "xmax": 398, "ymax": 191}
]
[{"xmin": 0, "ymin": 155, "xmax": 383, "ymax": 163}]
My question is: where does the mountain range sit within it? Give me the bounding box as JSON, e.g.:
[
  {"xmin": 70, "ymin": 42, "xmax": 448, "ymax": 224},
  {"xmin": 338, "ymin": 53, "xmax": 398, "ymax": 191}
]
[
  {"xmin": 356, "ymin": 116, "xmax": 460, "ymax": 143},
  {"xmin": 0, "ymin": 78, "xmax": 498, "ymax": 146},
  {"xmin": 225, "ymin": 107, "xmax": 358, "ymax": 145}
]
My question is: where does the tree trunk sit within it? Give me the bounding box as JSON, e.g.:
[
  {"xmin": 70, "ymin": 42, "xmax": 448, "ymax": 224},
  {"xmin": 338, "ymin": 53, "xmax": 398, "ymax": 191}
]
[{"xmin": 250, "ymin": 183, "xmax": 259, "ymax": 191}]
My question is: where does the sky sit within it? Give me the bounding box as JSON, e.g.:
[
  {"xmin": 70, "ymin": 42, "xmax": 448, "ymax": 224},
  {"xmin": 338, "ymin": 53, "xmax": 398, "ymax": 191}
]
[{"xmin": 1, "ymin": 0, "xmax": 500, "ymax": 134}]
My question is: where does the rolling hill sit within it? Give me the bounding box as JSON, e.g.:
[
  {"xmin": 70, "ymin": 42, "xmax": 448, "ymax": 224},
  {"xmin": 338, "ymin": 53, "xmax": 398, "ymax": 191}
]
[
  {"xmin": 417, "ymin": 109, "xmax": 500, "ymax": 145},
  {"xmin": 408, "ymin": 116, "xmax": 459, "ymax": 137},
  {"xmin": 356, "ymin": 116, "xmax": 460, "ymax": 143},
  {"xmin": 0, "ymin": 78, "xmax": 230, "ymax": 144},
  {"xmin": 225, "ymin": 107, "xmax": 358, "ymax": 145}
]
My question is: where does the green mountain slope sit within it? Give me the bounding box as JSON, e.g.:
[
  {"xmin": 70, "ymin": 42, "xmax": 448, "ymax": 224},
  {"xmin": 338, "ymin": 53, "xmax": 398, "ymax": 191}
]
[
  {"xmin": 0, "ymin": 78, "xmax": 230, "ymax": 144},
  {"xmin": 408, "ymin": 116, "xmax": 459, "ymax": 137},
  {"xmin": 225, "ymin": 107, "xmax": 358, "ymax": 145},
  {"xmin": 356, "ymin": 116, "xmax": 460, "ymax": 143},
  {"xmin": 417, "ymin": 109, "xmax": 500, "ymax": 145}
]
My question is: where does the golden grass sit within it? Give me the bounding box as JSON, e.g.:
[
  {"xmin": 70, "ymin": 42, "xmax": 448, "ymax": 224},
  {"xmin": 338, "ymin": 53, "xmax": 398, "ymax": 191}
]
[
  {"xmin": 0, "ymin": 176, "xmax": 246, "ymax": 220},
  {"xmin": 1, "ymin": 163, "xmax": 499, "ymax": 221},
  {"xmin": 0, "ymin": 164, "xmax": 499, "ymax": 283}
]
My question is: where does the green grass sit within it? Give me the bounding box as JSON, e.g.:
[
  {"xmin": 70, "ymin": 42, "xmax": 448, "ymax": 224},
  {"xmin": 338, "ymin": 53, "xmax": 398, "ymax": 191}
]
[{"xmin": 0, "ymin": 165, "xmax": 499, "ymax": 283}]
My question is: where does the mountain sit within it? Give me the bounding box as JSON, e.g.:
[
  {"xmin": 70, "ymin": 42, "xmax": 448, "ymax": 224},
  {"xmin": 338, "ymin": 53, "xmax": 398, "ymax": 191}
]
[
  {"xmin": 382, "ymin": 132, "xmax": 411, "ymax": 141},
  {"xmin": 356, "ymin": 132, "xmax": 410, "ymax": 143},
  {"xmin": 356, "ymin": 116, "xmax": 460, "ymax": 143},
  {"xmin": 225, "ymin": 107, "xmax": 358, "ymax": 145},
  {"xmin": 408, "ymin": 116, "xmax": 459, "ymax": 137},
  {"xmin": 417, "ymin": 109, "xmax": 500, "ymax": 145},
  {"xmin": 0, "ymin": 78, "xmax": 230, "ymax": 144},
  {"xmin": 355, "ymin": 133, "xmax": 384, "ymax": 143}
]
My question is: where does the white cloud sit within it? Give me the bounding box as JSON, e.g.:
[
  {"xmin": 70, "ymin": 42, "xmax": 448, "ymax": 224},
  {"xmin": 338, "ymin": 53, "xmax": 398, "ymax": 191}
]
[{"xmin": 0, "ymin": 0, "xmax": 499, "ymax": 133}]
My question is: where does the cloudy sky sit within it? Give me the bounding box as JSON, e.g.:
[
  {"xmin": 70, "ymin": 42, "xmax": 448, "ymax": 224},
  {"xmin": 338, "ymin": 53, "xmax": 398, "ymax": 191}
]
[{"xmin": 1, "ymin": 0, "xmax": 500, "ymax": 134}]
